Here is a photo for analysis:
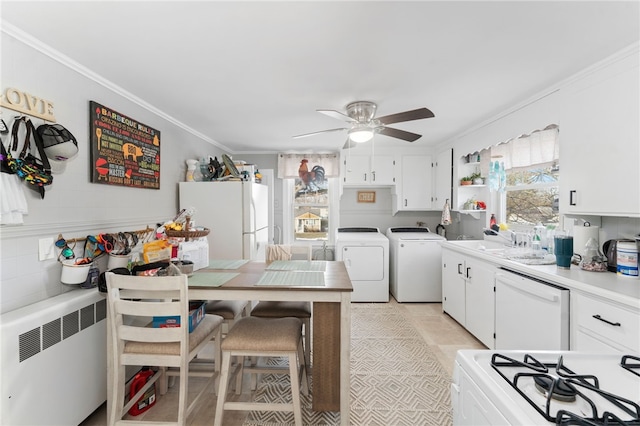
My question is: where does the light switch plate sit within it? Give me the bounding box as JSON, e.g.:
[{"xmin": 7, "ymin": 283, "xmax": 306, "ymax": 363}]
[{"xmin": 39, "ymin": 237, "xmax": 55, "ymax": 261}]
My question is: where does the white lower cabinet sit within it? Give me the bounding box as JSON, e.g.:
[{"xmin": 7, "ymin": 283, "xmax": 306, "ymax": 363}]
[
  {"xmin": 571, "ymin": 291, "xmax": 640, "ymax": 353},
  {"xmin": 442, "ymin": 248, "xmax": 467, "ymax": 326},
  {"xmin": 442, "ymin": 248, "xmax": 496, "ymax": 348},
  {"xmin": 464, "ymin": 258, "xmax": 496, "ymax": 349}
]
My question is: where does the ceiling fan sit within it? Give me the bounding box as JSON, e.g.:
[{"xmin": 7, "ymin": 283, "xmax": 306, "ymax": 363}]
[{"xmin": 293, "ymin": 101, "xmax": 435, "ymax": 149}]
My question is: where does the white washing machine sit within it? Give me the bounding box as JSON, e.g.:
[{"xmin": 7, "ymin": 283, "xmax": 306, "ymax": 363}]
[
  {"xmin": 386, "ymin": 227, "xmax": 446, "ymax": 302},
  {"xmin": 335, "ymin": 227, "xmax": 389, "ymax": 302}
]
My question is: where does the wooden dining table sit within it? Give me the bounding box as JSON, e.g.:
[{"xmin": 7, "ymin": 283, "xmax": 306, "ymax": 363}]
[{"xmin": 188, "ymin": 259, "xmax": 353, "ymax": 425}]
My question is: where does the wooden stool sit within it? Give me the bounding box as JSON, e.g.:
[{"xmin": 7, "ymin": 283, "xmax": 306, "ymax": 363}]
[{"xmin": 213, "ymin": 317, "xmax": 309, "ymax": 426}]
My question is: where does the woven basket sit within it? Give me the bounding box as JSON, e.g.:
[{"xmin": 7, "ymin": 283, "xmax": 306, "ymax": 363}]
[
  {"xmin": 165, "ymin": 228, "xmax": 209, "ymax": 241},
  {"xmin": 165, "ymin": 216, "xmax": 210, "ymax": 241}
]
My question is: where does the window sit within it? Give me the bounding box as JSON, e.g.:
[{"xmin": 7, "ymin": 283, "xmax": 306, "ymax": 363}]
[
  {"xmin": 293, "ymin": 174, "xmax": 329, "ymax": 240},
  {"xmin": 278, "ymin": 154, "xmax": 340, "ymax": 244},
  {"xmin": 491, "ymin": 125, "xmax": 559, "ymax": 227}
]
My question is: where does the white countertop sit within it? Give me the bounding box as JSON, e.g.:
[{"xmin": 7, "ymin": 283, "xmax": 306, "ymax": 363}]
[{"xmin": 441, "ymin": 240, "xmax": 640, "ymax": 309}]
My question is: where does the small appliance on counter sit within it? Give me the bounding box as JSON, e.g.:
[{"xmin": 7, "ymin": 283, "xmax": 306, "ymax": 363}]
[{"xmin": 603, "ymin": 239, "xmax": 618, "ymax": 272}]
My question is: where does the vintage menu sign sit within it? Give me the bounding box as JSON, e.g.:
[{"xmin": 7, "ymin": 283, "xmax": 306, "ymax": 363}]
[{"xmin": 90, "ymin": 101, "xmax": 160, "ymax": 189}]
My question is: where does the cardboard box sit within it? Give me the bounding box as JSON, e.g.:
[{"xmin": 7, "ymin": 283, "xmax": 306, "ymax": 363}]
[{"xmin": 152, "ymin": 301, "xmax": 206, "ymax": 333}]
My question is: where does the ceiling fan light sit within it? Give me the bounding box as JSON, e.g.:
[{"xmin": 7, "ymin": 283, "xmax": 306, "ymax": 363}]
[{"xmin": 349, "ymin": 128, "xmax": 373, "ymax": 143}]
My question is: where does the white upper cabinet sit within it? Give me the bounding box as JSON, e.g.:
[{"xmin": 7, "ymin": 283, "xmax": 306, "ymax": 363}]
[
  {"xmin": 559, "ymin": 48, "xmax": 640, "ymax": 217},
  {"xmin": 342, "ymin": 154, "xmax": 395, "ymax": 186},
  {"xmin": 433, "ymin": 148, "xmax": 453, "ymax": 209},
  {"xmin": 396, "ymin": 154, "xmax": 432, "ymax": 211}
]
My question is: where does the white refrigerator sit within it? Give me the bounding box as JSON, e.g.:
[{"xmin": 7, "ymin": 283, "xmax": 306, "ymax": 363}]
[{"xmin": 179, "ymin": 181, "xmax": 269, "ymax": 260}]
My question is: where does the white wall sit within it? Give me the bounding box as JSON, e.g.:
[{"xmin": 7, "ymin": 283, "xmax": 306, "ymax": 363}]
[
  {"xmin": 339, "ymin": 187, "xmax": 442, "ymax": 232},
  {"xmin": 0, "ymin": 30, "xmax": 225, "ymax": 313}
]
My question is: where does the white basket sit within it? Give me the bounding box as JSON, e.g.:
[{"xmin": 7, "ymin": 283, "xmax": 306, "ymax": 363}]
[
  {"xmin": 60, "ymin": 259, "xmax": 92, "ymax": 285},
  {"xmin": 108, "ymin": 253, "xmax": 130, "ymax": 270}
]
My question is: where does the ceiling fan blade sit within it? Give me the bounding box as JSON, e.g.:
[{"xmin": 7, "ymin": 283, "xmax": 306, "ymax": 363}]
[
  {"xmin": 318, "ymin": 109, "xmax": 358, "ymax": 123},
  {"xmin": 343, "ymin": 139, "xmax": 358, "ymax": 149},
  {"xmin": 293, "ymin": 128, "xmax": 347, "ymax": 139},
  {"xmin": 378, "ymin": 127, "xmax": 422, "ymax": 142},
  {"xmin": 376, "ymin": 107, "xmax": 435, "ymax": 125}
]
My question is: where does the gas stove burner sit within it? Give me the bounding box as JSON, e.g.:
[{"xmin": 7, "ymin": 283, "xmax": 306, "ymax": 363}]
[
  {"xmin": 533, "ymin": 375, "xmax": 577, "ymax": 402},
  {"xmin": 490, "ymin": 352, "xmax": 640, "ymax": 425},
  {"xmin": 621, "ymin": 355, "xmax": 640, "ymax": 378}
]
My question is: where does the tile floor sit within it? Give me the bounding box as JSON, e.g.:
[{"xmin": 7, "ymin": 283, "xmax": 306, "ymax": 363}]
[{"xmin": 80, "ymin": 299, "xmax": 485, "ymax": 425}]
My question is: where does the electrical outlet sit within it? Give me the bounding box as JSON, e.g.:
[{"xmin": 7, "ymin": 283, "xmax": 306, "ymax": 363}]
[{"xmin": 39, "ymin": 237, "xmax": 55, "ymax": 261}]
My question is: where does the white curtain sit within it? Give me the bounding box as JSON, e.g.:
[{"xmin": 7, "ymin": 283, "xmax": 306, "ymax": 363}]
[
  {"xmin": 491, "ymin": 124, "xmax": 559, "ymax": 170},
  {"xmin": 277, "ymin": 153, "xmax": 340, "ymax": 179}
]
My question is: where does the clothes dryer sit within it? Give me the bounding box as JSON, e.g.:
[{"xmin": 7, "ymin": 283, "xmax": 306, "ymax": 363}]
[
  {"xmin": 335, "ymin": 227, "xmax": 389, "ymax": 302},
  {"xmin": 386, "ymin": 227, "xmax": 446, "ymax": 302}
]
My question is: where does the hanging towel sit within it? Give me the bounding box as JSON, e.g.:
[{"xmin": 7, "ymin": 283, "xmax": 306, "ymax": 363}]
[
  {"xmin": 265, "ymin": 244, "xmax": 292, "ymax": 264},
  {"xmin": 441, "ymin": 199, "xmax": 452, "ymax": 226},
  {"xmin": 0, "ymin": 172, "xmax": 28, "ymax": 225}
]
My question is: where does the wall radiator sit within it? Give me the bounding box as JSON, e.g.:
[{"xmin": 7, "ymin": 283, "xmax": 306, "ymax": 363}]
[{"xmin": 1, "ymin": 289, "xmax": 107, "ymax": 425}]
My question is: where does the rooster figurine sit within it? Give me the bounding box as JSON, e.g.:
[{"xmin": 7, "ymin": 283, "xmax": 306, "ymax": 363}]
[{"xmin": 298, "ymin": 159, "xmax": 325, "ymax": 191}]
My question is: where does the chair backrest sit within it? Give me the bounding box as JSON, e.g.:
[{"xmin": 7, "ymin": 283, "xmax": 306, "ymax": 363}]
[
  {"xmin": 106, "ymin": 272, "xmax": 191, "ymax": 366},
  {"xmin": 265, "ymin": 244, "xmax": 312, "ymax": 263}
]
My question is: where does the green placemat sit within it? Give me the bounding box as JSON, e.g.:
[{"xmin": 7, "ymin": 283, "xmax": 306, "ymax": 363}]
[
  {"xmin": 266, "ymin": 260, "xmax": 327, "ymax": 271},
  {"xmin": 207, "ymin": 259, "xmax": 249, "ymax": 269},
  {"xmin": 255, "ymin": 271, "xmax": 325, "ymax": 286},
  {"xmin": 188, "ymin": 272, "xmax": 239, "ymax": 287}
]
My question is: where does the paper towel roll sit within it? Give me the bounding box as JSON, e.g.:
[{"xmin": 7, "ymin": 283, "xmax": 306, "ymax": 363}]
[{"xmin": 573, "ymin": 225, "xmax": 599, "ymax": 257}]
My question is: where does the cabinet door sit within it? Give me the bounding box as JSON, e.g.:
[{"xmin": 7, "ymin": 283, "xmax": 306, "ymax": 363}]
[
  {"xmin": 464, "ymin": 258, "xmax": 495, "ymax": 349},
  {"xmin": 434, "ymin": 149, "xmax": 453, "ymax": 208},
  {"xmin": 559, "ymin": 52, "xmax": 640, "ymax": 216},
  {"xmin": 369, "ymin": 155, "xmax": 395, "ymax": 185},
  {"xmin": 343, "ymin": 155, "xmax": 370, "ymax": 185},
  {"xmin": 343, "ymin": 154, "xmax": 395, "ymax": 186},
  {"xmin": 400, "ymin": 155, "xmax": 432, "ymax": 210},
  {"xmin": 442, "ymin": 249, "xmax": 466, "ymax": 326},
  {"xmin": 571, "ymin": 291, "xmax": 640, "ymax": 353}
]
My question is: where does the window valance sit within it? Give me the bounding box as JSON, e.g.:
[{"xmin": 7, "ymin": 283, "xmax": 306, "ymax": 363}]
[
  {"xmin": 277, "ymin": 153, "xmax": 340, "ymax": 179},
  {"xmin": 490, "ymin": 124, "xmax": 559, "ymax": 170}
]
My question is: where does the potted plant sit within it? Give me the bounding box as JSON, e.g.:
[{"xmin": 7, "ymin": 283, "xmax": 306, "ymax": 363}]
[
  {"xmin": 460, "ymin": 176, "xmax": 473, "ymax": 186},
  {"xmin": 470, "ymin": 172, "xmax": 484, "ymax": 185}
]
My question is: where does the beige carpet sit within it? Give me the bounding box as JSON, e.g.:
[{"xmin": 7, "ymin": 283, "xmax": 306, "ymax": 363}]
[{"xmin": 243, "ymin": 303, "xmax": 453, "ymax": 426}]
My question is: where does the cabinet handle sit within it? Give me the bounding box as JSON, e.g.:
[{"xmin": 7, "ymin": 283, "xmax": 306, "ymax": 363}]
[
  {"xmin": 466, "ymin": 267, "xmax": 471, "ymax": 279},
  {"xmin": 592, "ymin": 314, "xmax": 621, "ymax": 327},
  {"xmin": 372, "ymin": 171, "xmax": 376, "ymax": 181},
  {"xmin": 457, "ymin": 263, "xmax": 463, "ymax": 275},
  {"xmin": 404, "ymin": 199, "xmax": 408, "ymax": 207},
  {"xmin": 364, "ymin": 173, "xmax": 367, "ymax": 182},
  {"xmin": 569, "ymin": 190, "xmax": 577, "ymax": 206}
]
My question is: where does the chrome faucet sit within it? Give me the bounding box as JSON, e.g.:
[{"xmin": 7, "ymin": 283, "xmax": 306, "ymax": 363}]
[{"xmin": 483, "ymin": 228, "xmax": 515, "ymax": 246}]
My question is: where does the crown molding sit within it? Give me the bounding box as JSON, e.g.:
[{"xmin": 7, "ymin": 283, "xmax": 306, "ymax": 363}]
[{"xmin": 1, "ymin": 20, "xmax": 233, "ymax": 153}]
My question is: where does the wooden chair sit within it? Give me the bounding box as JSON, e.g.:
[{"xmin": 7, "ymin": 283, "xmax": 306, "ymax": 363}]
[
  {"xmin": 105, "ymin": 272, "xmax": 224, "ymax": 426},
  {"xmin": 213, "ymin": 317, "xmax": 308, "ymax": 426},
  {"xmin": 252, "ymin": 244, "xmax": 313, "ymax": 365}
]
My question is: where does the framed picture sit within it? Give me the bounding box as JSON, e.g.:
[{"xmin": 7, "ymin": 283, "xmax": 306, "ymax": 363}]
[
  {"xmin": 89, "ymin": 101, "xmax": 161, "ymax": 189},
  {"xmin": 357, "ymin": 191, "xmax": 376, "ymax": 203}
]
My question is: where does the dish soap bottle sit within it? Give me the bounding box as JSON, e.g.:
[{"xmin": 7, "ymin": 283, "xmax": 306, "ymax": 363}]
[{"xmin": 489, "ymin": 214, "xmax": 497, "ymax": 228}]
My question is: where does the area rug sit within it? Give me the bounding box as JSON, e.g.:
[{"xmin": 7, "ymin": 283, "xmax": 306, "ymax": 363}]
[{"xmin": 243, "ymin": 303, "xmax": 453, "ymax": 426}]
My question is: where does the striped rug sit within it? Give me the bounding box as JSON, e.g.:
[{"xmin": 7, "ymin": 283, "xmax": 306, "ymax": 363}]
[{"xmin": 243, "ymin": 303, "xmax": 452, "ymax": 426}]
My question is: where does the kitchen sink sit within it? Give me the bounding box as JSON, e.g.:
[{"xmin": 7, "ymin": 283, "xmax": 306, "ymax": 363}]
[
  {"xmin": 446, "ymin": 239, "xmax": 556, "ymax": 264},
  {"xmin": 447, "ymin": 240, "xmax": 507, "ymax": 251}
]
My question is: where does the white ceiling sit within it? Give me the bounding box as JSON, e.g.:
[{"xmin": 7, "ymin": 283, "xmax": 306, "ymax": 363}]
[{"xmin": 2, "ymin": 1, "xmax": 639, "ymax": 154}]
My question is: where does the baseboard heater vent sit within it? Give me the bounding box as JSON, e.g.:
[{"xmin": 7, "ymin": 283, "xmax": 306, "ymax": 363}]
[{"xmin": 1, "ymin": 290, "xmax": 107, "ymax": 425}]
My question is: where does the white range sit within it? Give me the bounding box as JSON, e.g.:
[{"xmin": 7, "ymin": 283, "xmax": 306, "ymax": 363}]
[{"xmin": 452, "ymin": 349, "xmax": 640, "ymax": 425}]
